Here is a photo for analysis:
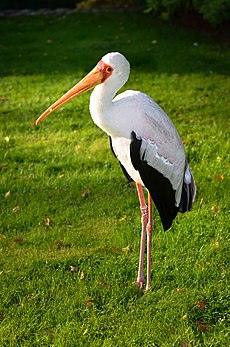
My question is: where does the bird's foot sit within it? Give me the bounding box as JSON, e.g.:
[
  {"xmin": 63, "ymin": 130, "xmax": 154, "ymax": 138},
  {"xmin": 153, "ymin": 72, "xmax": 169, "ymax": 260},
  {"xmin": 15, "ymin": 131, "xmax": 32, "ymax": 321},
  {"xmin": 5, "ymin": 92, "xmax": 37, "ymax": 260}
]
[
  {"xmin": 145, "ymin": 284, "xmax": 151, "ymax": 292},
  {"xmin": 134, "ymin": 278, "xmax": 145, "ymax": 289},
  {"xmin": 133, "ymin": 279, "xmax": 151, "ymax": 293}
]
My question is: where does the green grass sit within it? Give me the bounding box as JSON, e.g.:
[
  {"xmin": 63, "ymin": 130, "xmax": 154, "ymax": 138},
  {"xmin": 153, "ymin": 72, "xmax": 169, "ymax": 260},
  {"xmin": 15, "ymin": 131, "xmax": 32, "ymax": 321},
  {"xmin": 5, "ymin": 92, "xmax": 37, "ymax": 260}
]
[{"xmin": 0, "ymin": 12, "xmax": 229, "ymax": 347}]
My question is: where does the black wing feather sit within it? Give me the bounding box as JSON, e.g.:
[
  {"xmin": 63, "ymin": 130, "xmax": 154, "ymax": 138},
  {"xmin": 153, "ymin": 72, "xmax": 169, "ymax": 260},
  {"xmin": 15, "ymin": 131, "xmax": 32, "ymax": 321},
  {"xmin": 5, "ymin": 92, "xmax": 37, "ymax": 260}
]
[{"xmin": 130, "ymin": 131, "xmax": 178, "ymax": 231}]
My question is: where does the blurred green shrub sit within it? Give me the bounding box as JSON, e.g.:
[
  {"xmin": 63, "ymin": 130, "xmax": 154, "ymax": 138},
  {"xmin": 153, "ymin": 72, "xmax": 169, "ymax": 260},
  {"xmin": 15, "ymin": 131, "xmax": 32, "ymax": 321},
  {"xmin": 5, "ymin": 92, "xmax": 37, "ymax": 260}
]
[
  {"xmin": 146, "ymin": 0, "xmax": 230, "ymax": 25},
  {"xmin": 77, "ymin": 0, "xmax": 141, "ymax": 10},
  {"xmin": 1, "ymin": 0, "xmax": 229, "ymax": 26},
  {"xmin": 193, "ymin": 0, "xmax": 230, "ymax": 25}
]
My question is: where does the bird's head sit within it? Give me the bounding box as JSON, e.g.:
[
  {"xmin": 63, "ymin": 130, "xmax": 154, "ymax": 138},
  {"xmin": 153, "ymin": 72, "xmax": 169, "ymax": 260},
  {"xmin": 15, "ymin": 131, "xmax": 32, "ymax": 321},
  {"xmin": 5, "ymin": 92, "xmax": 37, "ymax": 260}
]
[{"xmin": 36, "ymin": 52, "xmax": 130, "ymax": 125}]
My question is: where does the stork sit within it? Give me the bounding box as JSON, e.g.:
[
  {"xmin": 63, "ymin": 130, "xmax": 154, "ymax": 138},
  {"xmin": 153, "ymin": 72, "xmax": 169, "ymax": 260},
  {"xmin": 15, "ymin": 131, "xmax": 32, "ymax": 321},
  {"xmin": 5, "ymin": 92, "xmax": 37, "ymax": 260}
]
[{"xmin": 36, "ymin": 52, "xmax": 196, "ymax": 291}]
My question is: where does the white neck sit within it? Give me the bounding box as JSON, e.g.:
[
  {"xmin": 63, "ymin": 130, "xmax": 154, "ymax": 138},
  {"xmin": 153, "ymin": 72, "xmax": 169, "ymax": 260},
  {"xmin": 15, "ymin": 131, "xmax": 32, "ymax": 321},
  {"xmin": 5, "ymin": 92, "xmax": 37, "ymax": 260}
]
[
  {"xmin": 89, "ymin": 79, "xmax": 121, "ymax": 136},
  {"xmin": 89, "ymin": 56, "xmax": 130, "ymax": 137}
]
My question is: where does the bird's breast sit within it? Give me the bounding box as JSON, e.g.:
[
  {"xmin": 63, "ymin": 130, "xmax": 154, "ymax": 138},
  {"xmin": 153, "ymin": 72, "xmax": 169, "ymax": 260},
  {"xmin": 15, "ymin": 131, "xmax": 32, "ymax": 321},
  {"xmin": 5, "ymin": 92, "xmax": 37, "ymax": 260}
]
[{"xmin": 111, "ymin": 137, "xmax": 144, "ymax": 185}]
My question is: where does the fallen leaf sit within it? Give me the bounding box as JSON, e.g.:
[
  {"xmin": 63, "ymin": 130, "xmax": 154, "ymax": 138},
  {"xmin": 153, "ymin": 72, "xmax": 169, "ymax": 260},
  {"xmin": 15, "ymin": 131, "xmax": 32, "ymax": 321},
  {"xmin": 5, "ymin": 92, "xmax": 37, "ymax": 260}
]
[
  {"xmin": 198, "ymin": 301, "xmax": 206, "ymax": 310},
  {"xmin": 54, "ymin": 240, "xmax": 71, "ymax": 250},
  {"xmin": 70, "ymin": 265, "xmax": 77, "ymax": 273},
  {"xmin": 0, "ymin": 234, "xmax": 6, "ymax": 239},
  {"xmin": 119, "ymin": 216, "xmax": 127, "ymax": 222},
  {"xmin": 12, "ymin": 206, "xmax": 20, "ymax": 213},
  {"xmin": 82, "ymin": 189, "xmax": 91, "ymax": 197},
  {"xmin": 12, "ymin": 236, "xmax": 24, "ymax": 244},
  {"xmin": 211, "ymin": 205, "xmax": 219, "ymax": 213},
  {"xmin": 215, "ymin": 175, "xmax": 224, "ymax": 181},
  {"xmin": 47, "ymin": 39, "xmax": 53, "ymax": 44},
  {"xmin": 176, "ymin": 288, "xmax": 185, "ymax": 293},
  {"xmin": 44, "ymin": 329, "xmax": 54, "ymax": 337},
  {"xmin": 0, "ymin": 96, "xmax": 8, "ymax": 101},
  {"xmin": 1, "ymin": 163, "xmax": 7, "ymax": 170},
  {"xmin": 31, "ymin": 119, "xmax": 36, "ymax": 127},
  {"xmin": 80, "ymin": 271, "xmax": 85, "ymax": 280},
  {"xmin": 45, "ymin": 218, "xmax": 51, "ymax": 226},
  {"xmin": 196, "ymin": 321, "xmax": 209, "ymax": 332},
  {"xmin": 151, "ymin": 40, "xmax": 158, "ymax": 44},
  {"xmin": 213, "ymin": 241, "xmax": 220, "ymax": 249},
  {"xmin": 85, "ymin": 296, "xmax": 94, "ymax": 308},
  {"xmin": 54, "ymin": 240, "xmax": 64, "ymax": 249},
  {"xmin": 199, "ymin": 197, "xmax": 204, "ymax": 206},
  {"xmin": 4, "ymin": 136, "xmax": 10, "ymax": 142},
  {"xmin": 121, "ymin": 245, "xmax": 131, "ymax": 253},
  {"xmin": 98, "ymin": 279, "xmax": 109, "ymax": 288},
  {"xmin": 181, "ymin": 339, "xmax": 188, "ymax": 347},
  {"xmin": 196, "ymin": 263, "xmax": 202, "ymax": 268},
  {"xmin": 5, "ymin": 191, "xmax": 11, "ymax": 198}
]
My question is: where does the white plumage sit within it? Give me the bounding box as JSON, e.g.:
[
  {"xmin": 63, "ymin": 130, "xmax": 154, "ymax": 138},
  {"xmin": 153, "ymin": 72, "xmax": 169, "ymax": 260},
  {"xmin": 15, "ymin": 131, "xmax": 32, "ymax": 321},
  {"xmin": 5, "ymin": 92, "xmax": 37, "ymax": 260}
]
[
  {"xmin": 89, "ymin": 53, "xmax": 192, "ymax": 205},
  {"xmin": 36, "ymin": 52, "xmax": 196, "ymax": 291}
]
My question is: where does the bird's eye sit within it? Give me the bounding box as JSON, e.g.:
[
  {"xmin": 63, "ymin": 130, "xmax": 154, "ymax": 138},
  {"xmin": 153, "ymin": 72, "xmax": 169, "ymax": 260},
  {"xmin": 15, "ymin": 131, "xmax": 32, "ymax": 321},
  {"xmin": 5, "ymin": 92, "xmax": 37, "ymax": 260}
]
[{"xmin": 106, "ymin": 67, "xmax": 112, "ymax": 73}]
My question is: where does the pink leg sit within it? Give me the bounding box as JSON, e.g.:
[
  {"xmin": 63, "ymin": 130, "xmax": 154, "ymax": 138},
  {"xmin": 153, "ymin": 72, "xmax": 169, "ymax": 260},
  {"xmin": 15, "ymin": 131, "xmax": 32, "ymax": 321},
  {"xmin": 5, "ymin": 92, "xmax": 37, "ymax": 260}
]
[
  {"xmin": 135, "ymin": 183, "xmax": 148, "ymax": 289},
  {"xmin": 146, "ymin": 193, "xmax": 153, "ymax": 291}
]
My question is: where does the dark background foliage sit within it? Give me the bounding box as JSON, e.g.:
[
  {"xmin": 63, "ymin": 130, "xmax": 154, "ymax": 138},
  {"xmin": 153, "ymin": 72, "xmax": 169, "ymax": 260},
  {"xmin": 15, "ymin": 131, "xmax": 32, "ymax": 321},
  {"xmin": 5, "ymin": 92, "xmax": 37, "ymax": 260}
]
[
  {"xmin": 0, "ymin": 0, "xmax": 77, "ymax": 10},
  {"xmin": 0, "ymin": 1, "xmax": 229, "ymax": 28}
]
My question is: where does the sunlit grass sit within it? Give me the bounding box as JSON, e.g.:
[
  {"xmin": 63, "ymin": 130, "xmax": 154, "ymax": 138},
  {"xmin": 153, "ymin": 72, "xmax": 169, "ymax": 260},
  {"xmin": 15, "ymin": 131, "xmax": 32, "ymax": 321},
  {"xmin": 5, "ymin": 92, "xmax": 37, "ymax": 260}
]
[{"xmin": 0, "ymin": 12, "xmax": 229, "ymax": 346}]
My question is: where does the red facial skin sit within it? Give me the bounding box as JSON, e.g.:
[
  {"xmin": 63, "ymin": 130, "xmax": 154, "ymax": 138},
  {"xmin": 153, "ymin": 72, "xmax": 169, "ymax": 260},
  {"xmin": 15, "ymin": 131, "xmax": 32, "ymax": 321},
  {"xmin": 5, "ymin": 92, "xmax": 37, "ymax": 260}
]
[{"xmin": 96, "ymin": 60, "xmax": 114, "ymax": 82}]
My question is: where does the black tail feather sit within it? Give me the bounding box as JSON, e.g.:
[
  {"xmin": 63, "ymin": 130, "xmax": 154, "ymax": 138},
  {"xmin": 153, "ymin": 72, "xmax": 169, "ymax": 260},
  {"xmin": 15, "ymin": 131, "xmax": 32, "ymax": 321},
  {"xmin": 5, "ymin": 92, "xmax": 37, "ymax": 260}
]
[{"xmin": 179, "ymin": 163, "xmax": 196, "ymax": 213}]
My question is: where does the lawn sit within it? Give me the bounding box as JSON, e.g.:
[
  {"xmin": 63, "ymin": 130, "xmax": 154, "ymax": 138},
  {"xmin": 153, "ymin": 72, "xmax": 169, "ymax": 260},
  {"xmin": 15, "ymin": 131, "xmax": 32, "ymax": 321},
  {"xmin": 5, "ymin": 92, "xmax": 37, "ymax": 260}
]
[{"xmin": 0, "ymin": 11, "xmax": 229, "ymax": 346}]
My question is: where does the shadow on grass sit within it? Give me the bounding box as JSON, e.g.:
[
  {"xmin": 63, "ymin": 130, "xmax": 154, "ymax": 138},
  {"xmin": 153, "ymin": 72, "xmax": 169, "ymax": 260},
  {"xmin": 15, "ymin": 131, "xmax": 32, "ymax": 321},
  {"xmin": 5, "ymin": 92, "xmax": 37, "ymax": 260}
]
[{"xmin": 0, "ymin": 12, "xmax": 229, "ymax": 78}]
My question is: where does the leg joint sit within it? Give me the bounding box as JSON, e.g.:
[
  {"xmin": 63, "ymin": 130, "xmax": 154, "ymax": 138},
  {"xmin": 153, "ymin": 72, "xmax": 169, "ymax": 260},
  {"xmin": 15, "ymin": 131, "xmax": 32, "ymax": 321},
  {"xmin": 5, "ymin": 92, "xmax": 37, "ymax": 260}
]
[{"xmin": 140, "ymin": 206, "xmax": 148, "ymax": 217}]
